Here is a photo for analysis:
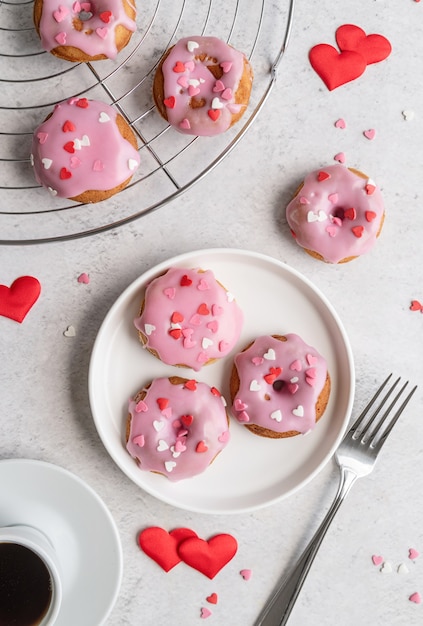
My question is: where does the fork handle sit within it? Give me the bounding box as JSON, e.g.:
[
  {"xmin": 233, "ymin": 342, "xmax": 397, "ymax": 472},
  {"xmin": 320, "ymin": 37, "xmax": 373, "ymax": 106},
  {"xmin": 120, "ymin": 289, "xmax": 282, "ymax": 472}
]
[{"xmin": 254, "ymin": 467, "xmax": 358, "ymax": 626}]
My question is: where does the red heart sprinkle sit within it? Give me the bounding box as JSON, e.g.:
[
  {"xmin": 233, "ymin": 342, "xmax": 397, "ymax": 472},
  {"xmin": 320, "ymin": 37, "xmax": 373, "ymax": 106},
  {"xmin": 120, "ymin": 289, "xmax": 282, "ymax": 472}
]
[
  {"xmin": 184, "ymin": 379, "xmax": 197, "ymax": 391},
  {"xmin": 352, "ymin": 225, "xmax": 364, "ymax": 238},
  {"xmin": 309, "ymin": 44, "xmax": 367, "ymax": 91},
  {"xmin": 317, "ymin": 170, "xmax": 330, "ymax": 181},
  {"xmin": 196, "ymin": 440, "xmax": 208, "ymax": 453},
  {"xmin": 335, "ymin": 24, "xmax": 392, "ymax": 65},
  {"xmin": 164, "ymin": 96, "xmax": 176, "ymax": 109},
  {"xmin": 76, "ymin": 98, "xmax": 89, "ymax": 108},
  {"xmin": 206, "ymin": 593, "xmax": 218, "ymax": 605},
  {"xmin": 62, "ymin": 120, "xmax": 75, "ymax": 132},
  {"xmin": 138, "ymin": 527, "xmax": 197, "ymax": 572},
  {"xmin": 59, "ymin": 167, "xmax": 72, "ymax": 179},
  {"xmin": 63, "ymin": 141, "xmax": 75, "ymax": 153},
  {"xmin": 0, "ymin": 276, "xmax": 41, "ymax": 323},
  {"xmin": 208, "ymin": 109, "xmax": 221, "ymax": 121},
  {"xmin": 181, "ymin": 414, "xmax": 194, "ymax": 427},
  {"xmin": 210, "ymin": 387, "xmax": 221, "ymax": 397},
  {"xmin": 197, "ymin": 303, "xmax": 210, "ymax": 315},
  {"xmin": 410, "ymin": 300, "xmax": 423, "ymax": 312},
  {"xmin": 177, "ymin": 534, "xmax": 238, "ymax": 579},
  {"xmin": 169, "ymin": 328, "xmax": 182, "ymax": 339},
  {"xmin": 344, "ymin": 207, "xmax": 357, "ymax": 220},
  {"xmin": 180, "ymin": 275, "xmax": 192, "ymax": 287},
  {"xmin": 171, "ymin": 311, "xmax": 184, "ymax": 323},
  {"xmin": 365, "ymin": 211, "xmax": 377, "ymax": 222},
  {"xmin": 173, "ymin": 61, "xmax": 185, "ymax": 73},
  {"xmin": 157, "ymin": 397, "xmax": 169, "ymax": 411},
  {"xmin": 365, "ymin": 183, "xmax": 376, "ymax": 195},
  {"xmin": 99, "ymin": 10, "xmax": 112, "ymax": 22}
]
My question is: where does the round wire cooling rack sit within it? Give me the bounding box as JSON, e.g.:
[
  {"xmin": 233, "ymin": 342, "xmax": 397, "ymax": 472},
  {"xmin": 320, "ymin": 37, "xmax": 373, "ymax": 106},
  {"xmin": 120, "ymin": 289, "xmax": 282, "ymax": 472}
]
[{"xmin": 0, "ymin": 0, "xmax": 294, "ymax": 244}]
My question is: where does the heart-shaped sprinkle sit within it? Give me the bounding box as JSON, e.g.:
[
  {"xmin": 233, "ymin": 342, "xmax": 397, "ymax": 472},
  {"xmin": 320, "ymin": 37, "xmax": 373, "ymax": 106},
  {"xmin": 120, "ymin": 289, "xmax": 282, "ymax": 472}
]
[
  {"xmin": 63, "ymin": 325, "xmax": 76, "ymax": 337},
  {"xmin": 69, "ymin": 156, "xmax": 81, "ymax": 168},
  {"xmin": 250, "ymin": 380, "xmax": 261, "ymax": 392},
  {"xmin": 264, "ymin": 348, "xmax": 276, "ymax": 361},
  {"xmin": 187, "ymin": 40, "xmax": 199, "ymax": 52},
  {"xmin": 240, "ymin": 569, "xmax": 253, "ymax": 581},
  {"xmin": 135, "ymin": 400, "xmax": 147, "ymax": 412},
  {"xmin": 128, "ymin": 159, "xmax": 138, "ymax": 171},
  {"xmin": 165, "ymin": 461, "xmax": 176, "ymax": 473},
  {"xmin": 213, "ymin": 80, "xmax": 225, "ymax": 93},
  {"xmin": 98, "ymin": 111, "xmax": 110, "ymax": 123},
  {"xmin": 163, "ymin": 287, "xmax": 176, "ymax": 299},
  {"xmin": 63, "ymin": 141, "xmax": 75, "ymax": 153},
  {"xmin": 211, "ymin": 97, "xmax": 224, "ymax": 110},
  {"xmin": 410, "ymin": 300, "xmax": 423, "ymax": 312},
  {"xmin": 53, "ymin": 5, "xmax": 69, "ymax": 21},
  {"xmin": 77, "ymin": 272, "xmax": 90, "ymax": 284},
  {"xmin": 181, "ymin": 414, "xmax": 194, "ymax": 427},
  {"xmin": 180, "ymin": 274, "xmax": 192, "ymax": 286},
  {"xmin": 218, "ymin": 430, "xmax": 230, "ymax": 443},
  {"xmin": 293, "ymin": 405, "xmax": 304, "ymax": 417},
  {"xmin": 234, "ymin": 398, "xmax": 247, "ymax": 411},
  {"xmin": 133, "ymin": 434, "xmax": 145, "ymax": 447},
  {"xmin": 409, "ymin": 548, "xmax": 420, "ymax": 560},
  {"xmin": 59, "ymin": 167, "xmax": 72, "ymax": 180},
  {"xmin": 144, "ymin": 323, "xmax": 156, "ymax": 335},
  {"xmin": 96, "ymin": 27, "xmax": 108, "ymax": 39},
  {"xmin": 37, "ymin": 132, "xmax": 48, "ymax": 144},
  {"xmin": 270, "ymin": 409, "xmax": 282, "ymax": 422},
  {"xmin": 200, "ymin": 607, "xmax": 212, "ymax": 619},
  {"xmin": 157, "ymin": 397, "xmax": 169, "ymax": 411},
  {"xmin": 208, "ymin": 109, "xmax": 221, "ymax": 121},
  {"xmin": 409, "ymin": 592, "xmax": 421, "ymax": 604},
  {"xmin": 173, "ymin": 61, "xmax": 185, "ymax": 73},
  {"xmin": 380, "ymin": 561, "xmax": 392, "ymax": 574},
  {"xmin": 196, "ymin": 441, "xmax": 208, "ymax": 453},
  {"xmin": 334, "ymin": 152, "xmax": 346, "ymax": 164},
  {"xmin": 184, "ymin": 379, "xmax": 197, "ymax": 391},
  {"xmin": 188, "ymin": 85, "xmax": 201, "ymax": 97},
  {"xmin": 202, "ymin": 337, "xmax": 213, "ymax": 349},
  {"xmin": 42, "ymin": 158, "xmax": 52, "ymax": 170},
  {"xmin": 197, "ymin": 278, "xmax": 210, "ymax": 291},
  {"xmin": 197, "ymin": 303, "xmax": 210, "ymax": 315},
  {"xmin": 306, "ymin": 354, "xmax": 318, "ymax": 366},
  {"xmin": 206, "ymin": 593, "xmax": 218, "ymax": 605},
  {"xmin": 365, "ymin": 182, "xmax": 376, "ymax": 195},
  {"xmin": 290, "ymin": 359, "xmax": 302, "ymax": 371},
  {"xmin": 99, "ymin": 10, "xmax": 112, "ymax": 22},
  {"xmin": 344, "ymin": 207, "xmax": 357, "ymax": 220},
  {"xmin": 220, "ymin": 61, "xmax": 232, "ymax": 73},
  {"xmin": 157, "ymin": 439, "xmax": 169, "ymax": 452},
  {"xmin": 153, "ymin": 420, "xmax": 164, "ymax": 432},
  {"xmin": 179, "ymin": 118, "xmax": 191, "ymax": 130},
  {"xmin": 335, "ymin": 118, "xmax": 346, "ymax": 129},
  {"xmin": 62, "ymin": 119, "xmax": 75, "ymax": 132},
  {"xmin": 171, "ymin": 311, "xmax": 184, "ymax": 323},
  {"xmin": 93, "ymin": 160, "xmax": 104, "ymax": 172},
  {"xmin": 363, "ymin": 128, "xmax": 376, "ymax": 140},
  {"xmin": 326, "ymin": 225, "xmax": 337, "ymax": 237},
  {"xmin": 328, "ymin": 193, "xmax": 339, "ymax": 204},
  {"xmin": 352, "ymin": 225, "xmax": 364, "ymax": 238},
  {"xmin": 365, "ymin": 211, "xmax": 377, "ymax": 222},
  {"xmin": 397, "ymin": 563, "xmax": 409, "ymax": 575},
  {"xmin": 164, "ymin": 96, "xmax": 176, "ymax": 109},
  {"xmin": 402, "ymin": 110, "xmax": 415, "ymax": 121}
]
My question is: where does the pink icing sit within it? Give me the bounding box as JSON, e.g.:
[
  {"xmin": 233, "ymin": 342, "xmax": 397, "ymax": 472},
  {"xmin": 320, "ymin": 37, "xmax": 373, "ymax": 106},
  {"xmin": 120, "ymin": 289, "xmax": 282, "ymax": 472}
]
[
  {"xmin": 38, "ymin": 0, "xmax": 136, "ymax": 59},
  {"xmin": 232, "ymin": 334, "xmax": 328, "ymax": 435},
  {"xmin": 286, "ymin": 164, "xmax": 384, "ymax": 263},
  {"xmin": 126, "ymin": 377, "xmax": 230, "ymax": 481},
  {"xmin": 160, "ymin": 36, "xmax": 251, "ymax": 136},
  {"xmin": 134, "ymin": 267, "xmax": 243, "ymax": 371},
  {"xmin": 31, "ymin": 98, "xmax": 140, "ymax": 198}
]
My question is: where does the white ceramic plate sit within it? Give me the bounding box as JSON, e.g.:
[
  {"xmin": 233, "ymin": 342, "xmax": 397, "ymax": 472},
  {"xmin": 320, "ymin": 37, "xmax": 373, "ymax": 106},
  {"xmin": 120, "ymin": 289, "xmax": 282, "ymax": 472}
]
[
  {"xmin": 89, "ymin": 248, "xmax": 355, "ymax": 514},
  {"xmin": 0, "ymin": 459, "xmax": 122, "ymax": 626}
]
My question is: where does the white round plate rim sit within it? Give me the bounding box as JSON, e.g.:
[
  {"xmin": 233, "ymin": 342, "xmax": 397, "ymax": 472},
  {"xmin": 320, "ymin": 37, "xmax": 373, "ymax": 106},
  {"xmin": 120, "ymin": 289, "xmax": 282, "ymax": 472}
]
[
  {"xmin": 89, "ymin": 247, "xmax": 355, "ymax": 514},
  {"xmin": 0, "ymin": 458, "xmax": 122, "ymax": 626}
]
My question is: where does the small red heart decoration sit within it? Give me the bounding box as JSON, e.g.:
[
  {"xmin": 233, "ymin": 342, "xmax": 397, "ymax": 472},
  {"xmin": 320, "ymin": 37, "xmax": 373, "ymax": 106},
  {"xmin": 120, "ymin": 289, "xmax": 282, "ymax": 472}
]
[
  {"xmin": 207, "ymin": 109, "xmax": 221, "ymax": 122},
  {"xmin": 336, "ymin": 24, "xmax": 392, "ymax": 65},
  {"xmin": 177, "ymin": 534, "xmax": 238, "ymax": 579},
  {"xmin": 163, "ymin": 96, "xmax": 176, "ymax": 109},
  {"xmin": 138, "ymin": 527, "xmax": 198, "ymax": 572},
  {"xmin": 0, "ymin": 276, "xmax": 41, "ymax": 323},
  {"xmin": 410, "ymin": 300, "xmax": 423, "ymax": 312},
  {"xmin": 206, "ymin": 593, "xmax": 218, "ymax": 605},
  {"xmin": 309, "ymin": 44, "xmax": 367, "ymax": 91}
]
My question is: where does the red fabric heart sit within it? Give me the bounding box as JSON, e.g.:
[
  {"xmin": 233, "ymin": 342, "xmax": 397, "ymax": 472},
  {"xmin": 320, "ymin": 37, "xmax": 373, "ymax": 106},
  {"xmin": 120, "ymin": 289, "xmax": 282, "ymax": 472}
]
[
  {"xmin": 177, "ymin": 533, "xmax": 238, "ymax": 579},
  {"xmin": 336, "ymin": 24, "xmax": 392, "ymax": 65},
  {"xmin": 0, "ymin": 276, "xmax": 41, "ymax": 323},
  {"xmin": 309, "ymin": 44, "xmax": 367, "ymax": 90},
  {"xmin": 138, "ymin": 527, "xmax": 198, "ymax": 572}
]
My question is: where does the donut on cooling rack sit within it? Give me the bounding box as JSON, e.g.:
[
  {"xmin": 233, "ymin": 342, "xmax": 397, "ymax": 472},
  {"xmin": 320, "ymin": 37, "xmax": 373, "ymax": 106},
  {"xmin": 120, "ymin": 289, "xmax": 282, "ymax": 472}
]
[
  {"xmin": 126, "ymin": 376, "xmax": 231, "ymax": 481},
  {"xmin": 33, "ymin": 0, "xmax": 136, "ymax": 62},
  {"xmin": 30, "ymin": 97, "xmax": 140, "ymax": 203},
  {"xmin": 153, "ymin": 35, "xmax": 254, "ymax": 136},
  {"xmin": 285, "ymin": 164, "xmax": 385, "ymax": 264},
  {"xmin": 230, "ymin": 334, "xmax": 331, "ymax": 439}
]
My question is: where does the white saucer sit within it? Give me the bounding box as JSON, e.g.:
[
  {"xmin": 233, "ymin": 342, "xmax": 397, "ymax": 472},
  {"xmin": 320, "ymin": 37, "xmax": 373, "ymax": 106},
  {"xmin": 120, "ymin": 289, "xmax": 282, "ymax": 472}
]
[{"xmin": 0, "ymin": 459, "xmax": 122, "ymax": 626}]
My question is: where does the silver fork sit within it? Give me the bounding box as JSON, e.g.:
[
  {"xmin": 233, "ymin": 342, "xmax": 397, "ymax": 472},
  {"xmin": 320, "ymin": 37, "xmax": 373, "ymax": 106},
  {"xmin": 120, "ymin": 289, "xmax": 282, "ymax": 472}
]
[{"xmin": 255, "ymin": 374, "xmax": 417, "ymax": 626}]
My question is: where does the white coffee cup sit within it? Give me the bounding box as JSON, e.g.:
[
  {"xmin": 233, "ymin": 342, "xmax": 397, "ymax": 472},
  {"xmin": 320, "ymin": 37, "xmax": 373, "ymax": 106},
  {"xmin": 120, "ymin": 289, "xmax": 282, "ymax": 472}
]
[{"xmin": 0, "ymin": 524, "xmax": 62, "ymax": 625}]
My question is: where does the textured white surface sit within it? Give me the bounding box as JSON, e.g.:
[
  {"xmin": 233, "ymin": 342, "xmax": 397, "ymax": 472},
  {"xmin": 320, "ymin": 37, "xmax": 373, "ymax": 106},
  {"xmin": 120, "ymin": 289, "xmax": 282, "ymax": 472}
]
[{"xmin": 1, "ymin": 0, "xmax": 423, "ymax": 624}]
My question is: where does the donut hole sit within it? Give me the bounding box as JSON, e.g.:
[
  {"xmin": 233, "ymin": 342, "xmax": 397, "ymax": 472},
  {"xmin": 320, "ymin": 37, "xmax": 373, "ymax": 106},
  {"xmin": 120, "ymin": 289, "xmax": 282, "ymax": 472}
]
[{"xmin": 333, "ymin": 207, "xmax": 356, "ymax": 222}]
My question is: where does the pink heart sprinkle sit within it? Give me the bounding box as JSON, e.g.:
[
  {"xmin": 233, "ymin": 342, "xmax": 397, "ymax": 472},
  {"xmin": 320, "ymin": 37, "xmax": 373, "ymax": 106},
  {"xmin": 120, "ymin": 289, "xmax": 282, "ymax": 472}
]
[
  {"xmin": 197, "ymin": 279, "xmax": 210, "ymax": 291},
  {"xmin": 326, "ymin": 225, "xmax": 337, "ymax": 237},
  {"xmin": 328, "ymin": 193, "xmax": 338, "ymax": 204},
  {"xmin": 334, "ymin": 152, "xmax": 346, "ymax": 164},
  {"xmin": 53, "ymin": 5, "xmax": 69, "ymax": 22},
  {"xmin": 161, "ymin": 407, "xmax": 172, "ymax": 419},
  {"xmin": 364, "ymin": 128, "xmax": 376, "ymax": 140},
  {"xmin": 409, "ymin": 592, "xmax": 421, "ymax": 604},
  {"xmin": 70, "ymin": 156, "xmax": 81, "ymax": 168},
  {"xmin": 185, "ymin": 61, "xmax": 195, "ymax": 71},
  {"xmin": 237, "ymin": 411, "xmax": 250, "ymax": 423},
  {"xmin": 220, "ymin": 61, "xmax": 232, "ymax": 73},
  {"xmin": 306, "ymin": 376, "xmax": 316, "ymax": 387},
  {"xmin": 372, "ymin": 555, "xmax": 384, "ymax": 566},
  {"xmin": 212, "ymin": 304, "xmax": 223, "ymax": 316},
  {"xmin": 213, "ymin": 80, "xmax": 225, "ymax": 92},
  {"xmin": 287, "ymin": 383, "xmax": 299, "ymax": 394},
  {"xmin": 77, "ymin": 273, "xmax": 90, "ymax": 284},
  {"xmin": 179, "ymin": 118, "xmax": 191, "ymax": 130},
  {"xmin": 206, "ymin": 321, "xmax": 218, "ymax": 333},
  {"xmin": 189, "ymin": 314, "xmax": 202, "ymax": 326},
  {"xmin": 135, "ymin": 400, "xmax": 148, "ymax": 413},
  {"xmin": 290, "ymin": 359, "xmax": 302, "ymax": 372},
  {"xmin": 37, "ymin": 132, "xmax": 48, "ymax": 144},
  {"xmin": 234, "ymin": 398, "xmax": 247, "ymax": 411},
  {"xmin": 174, "ymin": 440, "xmax": 186, "ymax": 452},
  {"xmin": 240, "ymin": 569, "xmax": 253, "ymax": 581},
  {"xmin": 219, "ymin": 340, "xmax": 229, "ymax": 352},
  {"xmin": 299, "ymin": 196, "xmax": 310, "ymax": 205},
  {"xmin": 54, "ymin": 32, "xmax": 67, "ymax": 45},
  {"xmin": 335, "ymin": 118, "xmax": 346, "ymax": 129},
  {"xmin": 218, "ymin": 430, "xmax": 230, "ymax": 443},
  {"xmin": 200, "ymin": 607, "xmax": 212, "ymax": 619},
  {"xmin": 163, "ymin": 287, "xmax": 175, "ymax": 299},
  {"xmin": 133, "ymin": 434, "xmax": 145, "ymax": 447},
  {"xmin": 409, "ymin": 548, "xmax": 420, "ymax": 560},
  {"xmin": 252, "ymin": 356, "xmax": 264, "ymax": 365},
  {"xmin": 188, "ymin": 85, "xmax": 200, "ymax": 97},
  {"xmin": 306, "ymin": 354, "xmax": 318, "ymax": 366},
  {"xmin": 177, "ymin": 76, "xmax": 189, "ymax": 88},
  {"xmin": 221, "ymin": 88, "xmax": 233, "ymax": 100},
  {"xmin": 93, "ymin": 160, "xmax": 104, "ymax": 171},
  {"xmin": 96, "ymin": 27, "xmax": 108, "ymax": 39}
]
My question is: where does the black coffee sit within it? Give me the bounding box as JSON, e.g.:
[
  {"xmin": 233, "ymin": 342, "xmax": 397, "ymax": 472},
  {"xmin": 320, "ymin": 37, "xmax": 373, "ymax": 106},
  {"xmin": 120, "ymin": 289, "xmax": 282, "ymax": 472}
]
[{"xmin": 0, "ymin": 542, "xmax": 53, "ymax": 626}]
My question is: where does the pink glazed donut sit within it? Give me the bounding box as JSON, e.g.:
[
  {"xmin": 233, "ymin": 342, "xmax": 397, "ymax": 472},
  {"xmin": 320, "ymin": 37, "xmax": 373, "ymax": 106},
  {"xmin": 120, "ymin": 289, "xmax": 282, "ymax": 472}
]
[
  {"xmin": 134, "ymin": 267, "xmax": 244, "ymax": 371},
  {"xmin": 230, "ymin": 334, "xmax": 331, "ymax": 438},
  {"xmin": 153, "ymin": 36, "xmax": 253, "ymax": 136},
  {"xmin": 31, "ymin": 98, "xmax": 140, "ymax": 202},
  {"xmin": 126, "ymin": 377, "xmax": 230, "ymax": 481},
  {"xmin": 33, "ymin": 0, "xmax": 136, "ymax": 62},
  {"xmin": 286, "ymin": 164, "xmax": 385, "ymax": 263}
]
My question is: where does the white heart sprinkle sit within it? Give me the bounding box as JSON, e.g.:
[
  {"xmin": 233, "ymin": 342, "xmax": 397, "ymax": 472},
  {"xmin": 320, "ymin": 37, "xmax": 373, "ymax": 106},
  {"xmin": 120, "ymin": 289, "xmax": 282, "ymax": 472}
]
[
  {"xmin": 264, "ymin": 348, "xmax": 276, "ymax": 361},
  {"xmin": 211, "ymin": 97, "xmax": 224, "ymax": 110},
  {"xmin": 380, "ymin": 561, "xmax": 392, "ymax": 574},
  {"xmin": 290, "ymin": 377, "xmax": 299, "ymax": 383},
  {"xmin": 307, "ymin": 210, "xmax": 327, "ymax": 223},
  {"xmin": 165, "ymin": 461, "xmax": 176, "ymax": 473},
  {"xmin": 202, "ymin": 337, "xmax": 213, "ymax": 349},
  {"xmin": 188, "ymin": 78, "xmax": 200, "ymax": 87},
  {"xmin": 63, "ymin": 325, "xmax": 75, "ymax": 337},
  {"xmin": 402, "ymin": 110, "xmax": 415, "ymax": 121},
  {"xmin": 270, "ymin": 409, "xmax": 282, "ymax": 422},
  {"xmin": 398, "ymin": 563, "xmax": 409, "ymax": 575},
  {"xmin": 42, "ymin": 158, "xmax": 52, "ymax": 169},
  {"xmin": 128, "ymin": 158, "xmax": 138, "ymax": 171},
  {"xmin": 144, "ymin": 324, "xmax": 156, "ymax": 335},
  {"xmin": 187, "ymin": 40, "xmax": 199, "ymax": 52},
  {"xmin": 99, "ymin": 112, "xmax": 110, "ymax": 123},
  {"xmin": 157, "ymin": 439, "xmax": 169, "ymax": 452},
  {"xmin": 170, "ymin": 446, "xmax": 181, "ymax": 459},
  {"xmin": 153, "ymin": 420, "xmax": 164, "ymax": 432},
  {"xmin": 250, "ymin": 380, "xmax": 261, "ymax": 392},
  {"xmin": 292, "ymin": 405, "xmax": 304, "ymax": 417},
  {"xmin": 48, "ymin": 187, "xmax": 58, "ymax": 197},
  {"xmin": 226, "ymin": 292, "xmax": 234, "ymax": 302}
]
